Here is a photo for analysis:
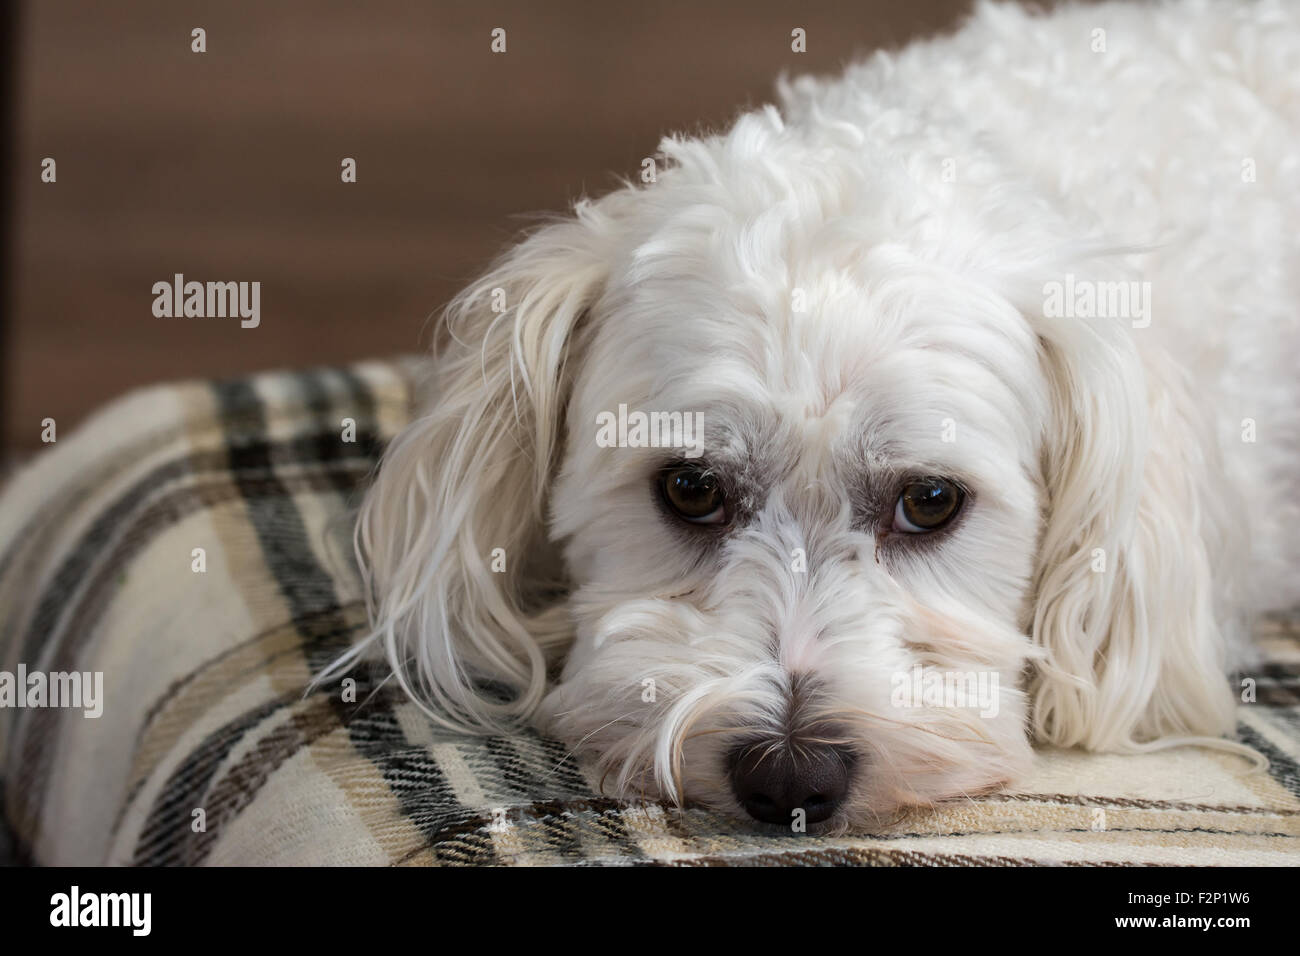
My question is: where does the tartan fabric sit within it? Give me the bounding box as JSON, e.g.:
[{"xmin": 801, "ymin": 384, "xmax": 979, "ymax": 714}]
[{"xmin": 0, "ymin": 360, "xmax": 1297, "ymax": 866}]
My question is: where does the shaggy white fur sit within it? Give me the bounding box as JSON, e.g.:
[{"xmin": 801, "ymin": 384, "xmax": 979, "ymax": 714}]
[{"xmin": 328, "ymin": 0, "xmax": 1300, "ymax": 831}]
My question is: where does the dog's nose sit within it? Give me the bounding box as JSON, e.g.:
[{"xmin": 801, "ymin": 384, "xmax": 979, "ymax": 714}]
[{"xmin": 728, "ymin": 743, "xmax": 851, "ymax": 826}]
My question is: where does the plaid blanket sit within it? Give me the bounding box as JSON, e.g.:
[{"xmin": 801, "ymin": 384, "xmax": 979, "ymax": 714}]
[{"xmin": 1, "ymin": 360, "xmax": 1297, "ymax": 866}]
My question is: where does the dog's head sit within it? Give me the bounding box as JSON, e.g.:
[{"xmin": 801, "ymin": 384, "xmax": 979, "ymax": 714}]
[{"xmin": 352, "ymin": 106, "xmax": 1237, "ymax": 831}]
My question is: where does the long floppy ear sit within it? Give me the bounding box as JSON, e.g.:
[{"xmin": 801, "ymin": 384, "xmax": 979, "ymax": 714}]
[
  {"xmin": 1026, "ymin": 287, "xmax": 1243, "ymax": 752},
  {"xmin": 346, "ymin": 197, "xmax": 625, "ymax": 733}
]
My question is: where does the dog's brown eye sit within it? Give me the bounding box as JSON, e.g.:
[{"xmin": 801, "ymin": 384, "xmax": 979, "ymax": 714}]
[
  {"xmin": 893, "ymin": 478, "xmax": 963, "ymax": 533},
  {"xmin": 660, "ymin": 465, "xmax": 727, "ymax": 525}
]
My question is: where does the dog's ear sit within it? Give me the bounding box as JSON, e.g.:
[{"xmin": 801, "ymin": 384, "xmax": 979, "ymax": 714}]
[
  {"xmin": 352, "ymin": 197, "xmax": 626, "ymax": 733},
  {"xmin": 1027, "ymin": 296, "xmax": 1240, "ymax": 751}
]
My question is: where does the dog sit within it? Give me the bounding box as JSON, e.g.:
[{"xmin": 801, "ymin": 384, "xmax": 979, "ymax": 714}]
[{"xmin": 329, "ymin": 0, "xmax": 1300, "ymax": 832}]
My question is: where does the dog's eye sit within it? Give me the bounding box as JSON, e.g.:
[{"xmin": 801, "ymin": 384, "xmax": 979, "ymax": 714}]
[
  {"xmin": 660, "ymin": 465, "xmax": 727, "ymax": 525},
  {"xmin": 892, "ymin": 478, "xmax": 964, "ymax": 533}
]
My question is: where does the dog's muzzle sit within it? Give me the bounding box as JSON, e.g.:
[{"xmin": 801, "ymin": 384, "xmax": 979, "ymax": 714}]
[{"xmin": 728, "ymin": 742, "xmax": 852, "ymax": 826}]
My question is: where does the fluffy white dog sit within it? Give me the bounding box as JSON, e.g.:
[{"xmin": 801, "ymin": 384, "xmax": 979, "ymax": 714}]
[{"xmin": 334, "ymin": 0, "xmax": 1300, "ymax": 831}]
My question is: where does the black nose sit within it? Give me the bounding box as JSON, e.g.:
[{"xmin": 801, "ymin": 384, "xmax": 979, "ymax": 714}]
[{"xmin": 728, "ymin": 743, "xmax": 852, "ymax": 826}]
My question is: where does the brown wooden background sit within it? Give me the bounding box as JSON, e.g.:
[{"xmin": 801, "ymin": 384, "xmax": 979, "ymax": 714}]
[{"xmin": 3, "ymin": 0, "xmax": 976, "ymax": 452}]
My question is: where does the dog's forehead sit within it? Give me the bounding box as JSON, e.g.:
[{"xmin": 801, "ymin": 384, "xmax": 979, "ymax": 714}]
[
  {"xmin": 703, "ymin": 385, "xmax": 869, "ymax": 490},
  {"xmin": 666, "ymin": 334, "xmax": 928, "ymax": 489},
  {"xmin": 598, "ymin": 211, "xmax": 1045, "ymax": 485}
]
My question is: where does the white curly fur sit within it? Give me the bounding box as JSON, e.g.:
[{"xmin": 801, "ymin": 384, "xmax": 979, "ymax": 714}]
[{"xmin": 326, "ymin": 0, "xmax": 1300, "ymax": 831}]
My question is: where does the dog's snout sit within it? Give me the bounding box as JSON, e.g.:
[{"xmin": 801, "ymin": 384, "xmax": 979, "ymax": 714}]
[{"xmin": 728, "ymin": 743, "xmax": 851, "ymax": 826}]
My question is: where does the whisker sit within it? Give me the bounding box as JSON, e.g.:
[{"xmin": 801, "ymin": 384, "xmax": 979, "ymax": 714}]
[{"xmin": 544, "ymin": 711, "xmax": 639, "ymax": 781}]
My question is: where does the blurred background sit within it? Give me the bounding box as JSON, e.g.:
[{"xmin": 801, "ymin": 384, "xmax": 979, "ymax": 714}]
[{"xmin": 3, "ymin": 0, "xmax": 979, "ymax": 458}]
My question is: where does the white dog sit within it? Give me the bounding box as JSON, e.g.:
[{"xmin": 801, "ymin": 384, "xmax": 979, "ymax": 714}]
[{"xmin": 332, "ymin": 0, "xmax": 1300, "ymax": 831}]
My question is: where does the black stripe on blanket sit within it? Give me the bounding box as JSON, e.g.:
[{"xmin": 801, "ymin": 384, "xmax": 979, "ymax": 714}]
[
  {"xmin": 9, "ymin": 368, "xmax": 389, "ymax": 845},
  {"xmin": 1237, "ymin": 718, "xmax": 1300, "ymax": 800},
  {"xmin": 136, "ymin": 373, "xmax": 506, "ymax": 864}
]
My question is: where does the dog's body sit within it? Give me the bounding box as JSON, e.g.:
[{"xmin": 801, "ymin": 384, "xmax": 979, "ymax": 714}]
[{"xmin": 338, "ymin": 0, "xmax": 1299, "ymax": 831}]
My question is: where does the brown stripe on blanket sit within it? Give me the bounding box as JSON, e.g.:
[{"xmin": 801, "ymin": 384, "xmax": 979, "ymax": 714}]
[
  {"xmin": 7, "ymin": 460, "xmax": 377, "ymax": 848},
  {"xmin": 10, "ymin": 452, "xmax": 373, "ymax": 693},
  {"xmin": 131, "ymin": 689, "xmax": 317, "ymax": 864},
  {"xmin": 180, "ymin": 692, "xmax": 343, "ymax": 865},
  {"xmin": 147, "ymin": 373, "xmax": 507, "ymax": 865},
  {"xmin": 11, "ymin": 368, "xmax": 387, "ymax": 840},
  {"xmin": 1257, "ymin": 614, "xmax": 1300, "ymax": 641},
  {"xmin": 11, "ymin": 368, "xmax": 393, "ymax": 852},
  {"xmin": 0, "ymin": 382, "xmax": 219, "ymax": 592},
  {"xmin": 112, "ymin": 604, "xmax": 368, "ymax": 844},
  {"xmin": 14, "ymin": 440, "xmax": 380, "ymax": 670},
  {"xmin": 9, "ymin": 451, "xmax": 208, "ymax": 842},
  {"xmin": 1250, "ymin": 665, "xmax": 1300, "ymax": 707},
  {"xmin": 144, "ymin": 373, "xmax": 394, "ymax": 861},
  {"xmin": 125, "ymin": 374, "xmax": 414, "ymax": 866}
]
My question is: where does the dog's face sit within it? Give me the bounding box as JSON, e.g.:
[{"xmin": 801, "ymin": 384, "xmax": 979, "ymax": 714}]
[
  {"xmin": 541, "ymin": 224, "xmax": 1047, "ymax": 828},
  {"xmin": 351, "ymin": 111, "xmax": 1238, "ymax": 832}
]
